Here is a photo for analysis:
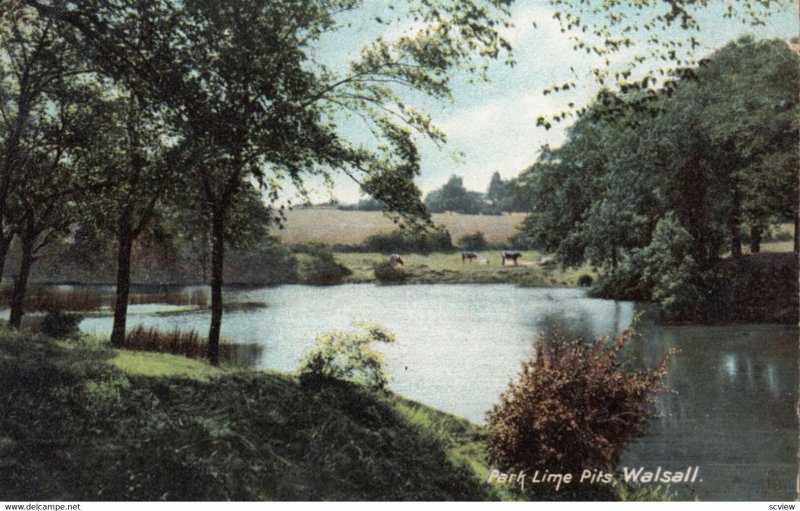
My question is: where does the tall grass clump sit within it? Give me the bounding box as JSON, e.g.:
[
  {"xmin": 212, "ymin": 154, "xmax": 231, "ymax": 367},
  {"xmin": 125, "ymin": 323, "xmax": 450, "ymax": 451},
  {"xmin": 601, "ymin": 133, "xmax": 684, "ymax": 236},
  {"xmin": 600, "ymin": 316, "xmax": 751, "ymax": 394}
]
[
  {"xmin": 486, "ymin": 327, "xmax": 673, "ymax": 499},
  {"xmin": 121, "ymin": 326, "xmax": 261, "ymax": 366}
]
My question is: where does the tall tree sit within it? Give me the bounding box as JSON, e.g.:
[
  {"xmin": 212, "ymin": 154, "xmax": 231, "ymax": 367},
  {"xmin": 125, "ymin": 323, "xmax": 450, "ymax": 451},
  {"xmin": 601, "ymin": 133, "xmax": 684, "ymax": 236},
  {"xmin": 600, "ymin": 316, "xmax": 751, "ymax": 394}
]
[
  {"xmin": 0, "ymin": 7, "xmax": 84, "ymax": 286},
  {"xmin": 6, "ymin": 80, "xmax": 104, "ymax": 328}
]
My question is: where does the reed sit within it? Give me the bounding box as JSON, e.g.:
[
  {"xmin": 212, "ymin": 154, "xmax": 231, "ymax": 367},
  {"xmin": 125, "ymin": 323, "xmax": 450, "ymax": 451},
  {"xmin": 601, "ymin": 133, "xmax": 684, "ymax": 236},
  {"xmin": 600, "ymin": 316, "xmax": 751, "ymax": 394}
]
[{"xmin": 121, "ymin": 325, "xmax": 262, "ymax": 366}]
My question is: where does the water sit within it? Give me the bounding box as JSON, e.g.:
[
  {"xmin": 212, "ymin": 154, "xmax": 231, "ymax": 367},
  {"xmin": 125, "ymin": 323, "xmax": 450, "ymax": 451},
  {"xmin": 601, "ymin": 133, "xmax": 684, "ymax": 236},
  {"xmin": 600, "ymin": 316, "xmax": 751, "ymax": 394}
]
[{"xmin": 78, "ymin": 284, "xmax": 798, "ymax": 501}]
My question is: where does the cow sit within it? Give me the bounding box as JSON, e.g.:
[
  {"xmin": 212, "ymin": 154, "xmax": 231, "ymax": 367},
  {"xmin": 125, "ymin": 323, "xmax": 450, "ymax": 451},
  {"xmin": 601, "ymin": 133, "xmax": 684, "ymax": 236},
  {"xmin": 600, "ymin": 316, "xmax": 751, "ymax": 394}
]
[
  {"xmin": 388, "ymin": 254, "xmax": 404, "ymax": 267},
  {"xmin": 500, "ymin": 251, "xmax": 522, "ymax": 266},
  {"xmin": 461, "ymin": 251, "xmax": 479, "ymax": 263}
]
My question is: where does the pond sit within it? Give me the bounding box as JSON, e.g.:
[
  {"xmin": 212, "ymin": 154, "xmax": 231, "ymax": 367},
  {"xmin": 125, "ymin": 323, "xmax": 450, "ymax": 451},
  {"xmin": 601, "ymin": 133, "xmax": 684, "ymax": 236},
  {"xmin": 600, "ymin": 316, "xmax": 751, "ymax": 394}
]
[{"xmin": 78, "ymin": 283, "xmax": 798, "ymax": 501}]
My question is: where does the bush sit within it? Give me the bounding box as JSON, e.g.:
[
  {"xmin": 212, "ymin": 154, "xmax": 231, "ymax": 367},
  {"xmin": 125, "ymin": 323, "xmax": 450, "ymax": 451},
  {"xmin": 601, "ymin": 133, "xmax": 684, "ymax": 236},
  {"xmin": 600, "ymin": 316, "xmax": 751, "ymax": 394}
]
[
  {"xmin": 362, "ymin": 227, "xmax": 455, "ymax": 254},
  {"xmin": 297, "ymin": 323, "xmax": 395, "ymax": 391},
  {"xmin": 577, "ymin": 274, "xmax": 594, "ymax": 287},
  {"xmin": 457, "ymin": 231, "xmax": 488, "ymax": 251},
  {"xmin": 486, "ymin": 327, "xmax": 673, "ymax": 496},
  {"xmin": 296, "ymin": 252, "xmax": 352, "ymax": 285},
  {"xmin": 373, "ymin": 261, "xmax": 408, "ymax": 283},
  {"xmin": 40, "ymin": 311, "xmax": 84, "ymax": 338}
]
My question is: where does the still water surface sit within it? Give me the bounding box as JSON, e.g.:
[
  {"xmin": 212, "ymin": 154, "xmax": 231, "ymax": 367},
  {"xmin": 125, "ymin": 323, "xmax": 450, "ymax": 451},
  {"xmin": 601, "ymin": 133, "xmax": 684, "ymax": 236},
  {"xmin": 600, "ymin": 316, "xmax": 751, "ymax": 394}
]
[{"xmin": 79, "ymin": 284, "xmax": 797, "ymax": 500}]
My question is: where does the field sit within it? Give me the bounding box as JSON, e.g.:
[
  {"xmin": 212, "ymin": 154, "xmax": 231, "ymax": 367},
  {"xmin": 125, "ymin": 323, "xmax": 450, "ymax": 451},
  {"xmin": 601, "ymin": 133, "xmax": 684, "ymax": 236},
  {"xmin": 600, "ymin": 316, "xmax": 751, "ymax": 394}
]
[
  {"xmin": 335, "ymin": 251, "xmax": 596, "ymax": 287},
  {"xmin": 276, "ymin": 208, "xmax": 527, "ymax": 246}
]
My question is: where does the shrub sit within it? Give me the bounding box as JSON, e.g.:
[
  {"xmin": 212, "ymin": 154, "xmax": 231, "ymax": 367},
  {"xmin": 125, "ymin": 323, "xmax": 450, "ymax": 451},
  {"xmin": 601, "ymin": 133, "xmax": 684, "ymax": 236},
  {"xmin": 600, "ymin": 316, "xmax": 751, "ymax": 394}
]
[
  {"xmin": 373, "ymin": 261, "xmax": 408, "ymax": 283},
  {"xmin": 297, "ymin": 323, "xmax": 395, "ymax": 391},
  {"xmin": 486, "ymin": 327, "xmax": 673, "ymax": 493},
  {"xmin": 362, "ymin": 227, "xmax": 455, "ymax": 254},
  {"xmin": 457, "ymin": 231, "xmax": 488, "ymax": 251},
  {"xmin": 577, "ymin": 274, "xmax": 594, "ymax": 287},
  {"xmin": 296, "ymin": 252, "xmax": 352, "ymax": 285},
  {"xmin": 41, "ymin": 311, "xmax": 84, "ymax": 338}
]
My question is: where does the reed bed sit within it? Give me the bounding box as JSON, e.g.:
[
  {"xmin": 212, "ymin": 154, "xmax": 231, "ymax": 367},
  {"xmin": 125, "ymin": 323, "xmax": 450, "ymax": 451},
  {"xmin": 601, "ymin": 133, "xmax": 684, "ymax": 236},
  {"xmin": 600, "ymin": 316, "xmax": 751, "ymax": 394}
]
[
  {"xmin": 0, "ymin": 286, "xmax": 208, "ymax": 311},
  {"xmin": 0, "ymin": 286, "xmax": 104, "ymax": 312},
  {"xmin": 122, "ymin": 325, "xmax": 263, "ymax": 366}
]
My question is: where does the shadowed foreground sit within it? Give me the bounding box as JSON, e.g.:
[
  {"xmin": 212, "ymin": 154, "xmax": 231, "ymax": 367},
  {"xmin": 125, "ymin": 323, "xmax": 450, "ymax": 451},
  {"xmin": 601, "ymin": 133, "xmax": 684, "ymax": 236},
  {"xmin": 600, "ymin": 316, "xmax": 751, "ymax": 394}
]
[{"xmin": 0, "ymin": 330, "xmax": 500, "ymax": 501}]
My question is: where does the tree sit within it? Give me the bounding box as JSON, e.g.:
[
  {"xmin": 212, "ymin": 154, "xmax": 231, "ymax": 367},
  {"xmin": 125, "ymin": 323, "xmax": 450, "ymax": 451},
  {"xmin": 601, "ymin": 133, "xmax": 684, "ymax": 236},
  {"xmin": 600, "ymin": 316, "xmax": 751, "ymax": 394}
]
[
  {"xmin": 6, "ymin": 79, "xmax": 104, "ymax": 328},
  {"xmin": 425, "ymin": 175, "xmax": 483, "ymax": 214},
  {"xmin": 533, "ymin": 0, "xmax": 791, "ymax": 129},
  {"xmin": 83, "ymin": 92, "xmax": 175, "ymax": 347},
  {"xmin": 0, "ymin": 7, "xmax": 84, "ymax": 286},
  {"xmin": 28, "ymin": 0, "xmax": 513, "ymax": 364},
  {"xmin": 517, "ymin": 37, "xmax": 798, "ymax": 305}
]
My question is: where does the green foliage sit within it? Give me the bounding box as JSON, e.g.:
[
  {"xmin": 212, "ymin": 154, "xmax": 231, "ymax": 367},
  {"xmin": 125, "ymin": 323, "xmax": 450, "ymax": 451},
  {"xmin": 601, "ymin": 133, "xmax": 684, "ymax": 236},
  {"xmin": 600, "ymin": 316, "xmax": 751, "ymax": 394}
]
[
  {"xmin": 641, "ymin": 213, "xmax": 709, "ymax": 319},
  {"xmin": 373, "ymin": 261, "xmax": 409, "ymax": 284},
  {"xmin": 518, "ymin": 38, "xmax": 799, "ymax": 313},
  {"xmin": 362, "ymin": 227, "xmax": 455, "ymax": 254},
  {"xmin": 40, "ymin": 312, "xmax": 84, "ymax": 339},
  {"xmin": 457, "ymin": 231, "xmax": 488, "ymax": 251},
  {"xmin": 425, "ymin": 175, "xmax": 483, "ymax": 214},
  {"xmin": 298, "ymin": 323, "xmax": 396, "ymax": 391},
  {"xmin": 296, "ymin": 251, "xmax": 352, "ymax": 285},
  {"xmin": 486, "ymin": 328, "xmax": 673, "ymax": 493}
]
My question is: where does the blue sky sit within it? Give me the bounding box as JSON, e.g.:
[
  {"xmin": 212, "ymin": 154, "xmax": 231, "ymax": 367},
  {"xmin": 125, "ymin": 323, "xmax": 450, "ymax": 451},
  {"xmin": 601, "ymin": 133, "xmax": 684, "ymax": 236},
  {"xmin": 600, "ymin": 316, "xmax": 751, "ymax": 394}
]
[{"xmin": 298, "ymin": 0, "xmax": 799, "ymax": 205}]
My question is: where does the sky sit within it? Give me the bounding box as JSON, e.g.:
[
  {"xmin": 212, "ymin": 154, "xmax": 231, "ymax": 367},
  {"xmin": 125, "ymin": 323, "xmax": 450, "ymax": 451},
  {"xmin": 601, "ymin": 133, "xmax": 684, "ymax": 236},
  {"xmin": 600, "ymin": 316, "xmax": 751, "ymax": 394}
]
[{"xmin": 295, "ymin": 0, "xmax": 799, "ymax": 205}]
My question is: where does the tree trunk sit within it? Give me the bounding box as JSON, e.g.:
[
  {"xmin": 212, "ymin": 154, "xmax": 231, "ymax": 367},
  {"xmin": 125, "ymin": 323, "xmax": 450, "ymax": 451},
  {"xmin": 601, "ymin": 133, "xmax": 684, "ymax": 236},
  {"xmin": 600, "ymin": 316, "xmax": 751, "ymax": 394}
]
[
  {"xmin": 0, "ymin": 233, "xmax": 12, "ymax": 287},
  {"xmin": 207, "ymin": 207, "xmax": 225, "ymax": 366},
  {"xmin": 749, "ymin": 225, "xmax": 762, "ymax": 254},
  {"xmin": 110, "ymin": 220, "xmax": 134, "ymax": 347},
  {"xmin": 9, "ymin": 233, "xmax": 35, "ymax": 329}
]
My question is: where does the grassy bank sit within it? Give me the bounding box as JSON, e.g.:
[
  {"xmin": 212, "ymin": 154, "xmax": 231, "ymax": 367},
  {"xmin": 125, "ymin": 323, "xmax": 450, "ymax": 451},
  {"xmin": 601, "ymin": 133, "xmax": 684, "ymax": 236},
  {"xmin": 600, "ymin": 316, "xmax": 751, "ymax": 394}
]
[
  {"xmin": 0, "ymin": 329, "xmax": 509, "ymax": 501},
  {"xmin": 336, "ymin": 251, "xmax": 595, "ymax": 287}
]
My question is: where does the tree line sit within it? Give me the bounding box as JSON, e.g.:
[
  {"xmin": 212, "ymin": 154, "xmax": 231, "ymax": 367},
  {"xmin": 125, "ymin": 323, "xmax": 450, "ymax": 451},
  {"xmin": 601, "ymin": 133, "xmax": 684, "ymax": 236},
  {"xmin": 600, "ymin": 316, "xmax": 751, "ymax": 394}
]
[
  {"xmin": 0, "ymin": 0, "xmax": 513, "ymax": 363},
  {"xmin": 516, "ymin": 37, "xmax": 799, "ymax": 317}
]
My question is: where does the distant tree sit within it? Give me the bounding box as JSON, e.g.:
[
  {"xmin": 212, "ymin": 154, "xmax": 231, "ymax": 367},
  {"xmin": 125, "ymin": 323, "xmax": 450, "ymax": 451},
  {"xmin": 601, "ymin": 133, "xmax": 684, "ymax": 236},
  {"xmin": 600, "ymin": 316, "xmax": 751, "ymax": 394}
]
[
  {"xmin": 457, "ymin": 232, "xmax": 488, "ymax": 251},
  {"xmin": 425, "ymin": 175, "xmax": 483, "ymax": 214}
]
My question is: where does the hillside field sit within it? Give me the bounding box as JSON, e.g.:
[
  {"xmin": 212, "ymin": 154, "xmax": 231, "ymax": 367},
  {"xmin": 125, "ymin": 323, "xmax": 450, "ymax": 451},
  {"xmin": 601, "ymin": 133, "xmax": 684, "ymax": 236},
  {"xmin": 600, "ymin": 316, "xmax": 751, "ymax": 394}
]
[{"xmin": 275, "ymin": 209, "xmax": 527, "ymax": 246}]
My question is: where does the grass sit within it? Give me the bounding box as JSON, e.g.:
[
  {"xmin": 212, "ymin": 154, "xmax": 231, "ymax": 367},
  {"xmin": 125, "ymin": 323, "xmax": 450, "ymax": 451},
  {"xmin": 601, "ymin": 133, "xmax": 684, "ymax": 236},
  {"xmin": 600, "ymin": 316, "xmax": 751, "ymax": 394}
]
[
  {"xmin": 0, "ymin": 328, "xmax": 508, "ymax": 501},
  {"xmin": 335, "ymin": 251, "xmax": 596, "ymax": 287},
  {"xmin": 277, "ymin": 209, "xmax": 527, "ymax": 245}
]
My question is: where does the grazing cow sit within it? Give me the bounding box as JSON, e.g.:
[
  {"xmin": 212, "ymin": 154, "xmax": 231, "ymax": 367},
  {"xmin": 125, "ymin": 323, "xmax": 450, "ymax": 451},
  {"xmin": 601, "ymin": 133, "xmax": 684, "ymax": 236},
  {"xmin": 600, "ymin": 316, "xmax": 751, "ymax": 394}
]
[
  {"xmin": 501, "ymin": 251, "xmax": 522, "ymax": 266},
  {"xmin": 461, "ymin": 251, "xmax": 479, "ymax": 263},
  {"xmin": 388, "ymin": 254, "xmax": 404, "ymax": 267}
]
